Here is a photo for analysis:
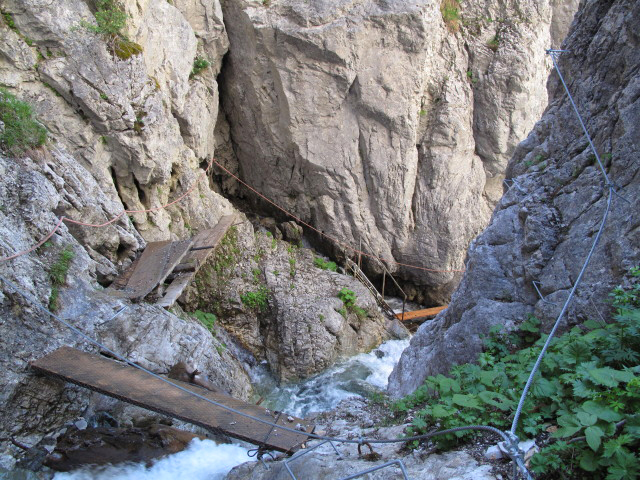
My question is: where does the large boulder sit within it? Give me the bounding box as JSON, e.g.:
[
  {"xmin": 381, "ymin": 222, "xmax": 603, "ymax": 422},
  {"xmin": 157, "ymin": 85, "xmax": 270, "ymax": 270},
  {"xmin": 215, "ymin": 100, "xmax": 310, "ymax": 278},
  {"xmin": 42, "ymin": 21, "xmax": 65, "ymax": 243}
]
[{"xmin": 389, "ymin": 0, "xmax": 640, "ymax": 397}]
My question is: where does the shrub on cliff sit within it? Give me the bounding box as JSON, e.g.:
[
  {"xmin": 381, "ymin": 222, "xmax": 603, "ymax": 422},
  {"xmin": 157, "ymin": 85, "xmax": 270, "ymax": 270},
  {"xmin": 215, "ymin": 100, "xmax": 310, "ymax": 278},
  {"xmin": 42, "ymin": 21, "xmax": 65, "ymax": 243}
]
[{"xmin": 0, "ymin": 88, "xmax": 47, "ymax": 155}]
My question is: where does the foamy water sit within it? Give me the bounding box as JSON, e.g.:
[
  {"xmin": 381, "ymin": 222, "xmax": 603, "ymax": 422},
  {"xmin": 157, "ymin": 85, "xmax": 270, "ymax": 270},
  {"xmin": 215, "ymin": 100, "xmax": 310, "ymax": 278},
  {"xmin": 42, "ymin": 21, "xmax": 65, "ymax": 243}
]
[
  {"xmin": 53, "ymin": 439, "xmax": 250, "ymax": 480},
  {"xmin": 53, "ymin": 337, "xmax": 410, "ymax": 479},
  {"xmin": 254, "ymin": 338, "xmax": 410, "ymax": 417}
]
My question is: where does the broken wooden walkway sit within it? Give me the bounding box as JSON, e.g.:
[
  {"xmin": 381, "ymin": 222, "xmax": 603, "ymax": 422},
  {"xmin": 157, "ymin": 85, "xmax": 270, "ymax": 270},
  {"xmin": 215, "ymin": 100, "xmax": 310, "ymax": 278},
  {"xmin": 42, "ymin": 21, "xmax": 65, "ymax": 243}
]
[
  {"xmin": 31, "ymin": 347, "xmax": 313, "ymax": 453},
  {"xmin": 108, "ymin": 214, "xmax": 236, "ymax": 308}
]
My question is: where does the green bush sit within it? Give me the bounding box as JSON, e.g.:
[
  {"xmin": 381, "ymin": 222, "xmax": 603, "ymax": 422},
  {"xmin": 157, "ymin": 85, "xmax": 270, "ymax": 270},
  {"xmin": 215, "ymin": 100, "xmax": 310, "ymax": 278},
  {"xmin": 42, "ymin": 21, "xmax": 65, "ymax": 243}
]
[
  {"xmin": 241, "ymin": 285, "xmax": 269, "ymax": 312},
  {"xmin": 84, "ymin": 0, "xmax": 127, "ymax": 36},
  {"xmin": 393, "ymin": 269, "xmax": 640, "ymax": 479},
  {"xmin": 337, "ymin": 287, "xmax": 367, "ymax": 320},
  {"xmin": 193, "ymin": 309, "xmax": 216, "ymax": 331},
  {"xmin": 0, "ymin": 88, "xmax": 47, "ymax": 155},
  {"xmin": 190, "ymin": 57, "xmax": 210, "ymax": 78},
  {"xmin": 440, "ymin": 0, "xmax": 461, "ymax": 32},
  {"xmin": 48, "ymin": 246, "xmax": 75, "ymax": 311},
  {"xmin": 314, "ymin": 257, "xmax": 338, "ymax": 272}
]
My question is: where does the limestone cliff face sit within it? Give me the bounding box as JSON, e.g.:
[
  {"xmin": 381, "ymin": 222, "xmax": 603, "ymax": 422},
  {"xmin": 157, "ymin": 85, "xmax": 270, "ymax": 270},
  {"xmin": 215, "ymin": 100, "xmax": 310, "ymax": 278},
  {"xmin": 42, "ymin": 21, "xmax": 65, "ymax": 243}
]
[
  {"xmin": 218, "ymin": 0, "xmax": 578, "ymax": 303},
  {"xmin": 0, "ymin": 0, "xmax": 233, "ymax": 247},
  {"xmin": 389, "ymin": 0, "xmax": 640, "ymax": 397}
]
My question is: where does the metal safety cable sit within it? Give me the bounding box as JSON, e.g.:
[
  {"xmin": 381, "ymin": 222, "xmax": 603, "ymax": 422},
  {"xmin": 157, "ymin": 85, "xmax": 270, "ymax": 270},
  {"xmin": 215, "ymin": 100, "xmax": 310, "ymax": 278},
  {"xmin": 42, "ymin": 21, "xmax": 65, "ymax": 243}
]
[{"xmin": 510, "ymin": 50, "xmax": 618, "ymax": 434}]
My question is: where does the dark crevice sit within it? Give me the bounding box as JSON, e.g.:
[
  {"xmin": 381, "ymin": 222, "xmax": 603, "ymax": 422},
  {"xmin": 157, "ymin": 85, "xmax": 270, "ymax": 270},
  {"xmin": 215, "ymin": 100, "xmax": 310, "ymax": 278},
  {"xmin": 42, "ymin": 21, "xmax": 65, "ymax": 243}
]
[{"xmin": 132, "ymin": 176, "xmax": 148, "ymax": 208}]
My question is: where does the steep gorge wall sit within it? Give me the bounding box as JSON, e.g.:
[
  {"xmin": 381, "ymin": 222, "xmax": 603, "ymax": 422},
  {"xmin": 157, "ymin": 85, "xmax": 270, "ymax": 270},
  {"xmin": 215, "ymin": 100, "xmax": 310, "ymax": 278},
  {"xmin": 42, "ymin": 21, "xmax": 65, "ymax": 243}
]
[
  {"xmin": 389, "ymin": 0, "xmax": 640, "ymax": 397},
  {"xmin": 217, "ymin": 0, "xmax": 578, "ymax": 303}
]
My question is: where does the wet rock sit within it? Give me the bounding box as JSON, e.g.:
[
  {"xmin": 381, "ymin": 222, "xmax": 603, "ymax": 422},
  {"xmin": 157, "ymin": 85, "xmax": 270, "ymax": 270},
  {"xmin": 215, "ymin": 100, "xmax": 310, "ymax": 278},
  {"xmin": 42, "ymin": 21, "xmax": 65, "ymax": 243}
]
[{"xmin": 43, "ymin": 424, "xmax": 203, "ymax": 471}]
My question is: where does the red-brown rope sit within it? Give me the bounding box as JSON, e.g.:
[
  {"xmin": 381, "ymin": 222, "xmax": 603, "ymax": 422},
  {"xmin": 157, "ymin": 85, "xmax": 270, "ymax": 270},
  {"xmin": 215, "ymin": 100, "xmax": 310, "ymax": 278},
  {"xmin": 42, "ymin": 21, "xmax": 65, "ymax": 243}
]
[
  {"xmin": 212, "ymin": 159, "xmax": 465, "ymax": 274},
  {"xmin": 0, "ymin": 158, "xmax": 215, "ymax": 262}
]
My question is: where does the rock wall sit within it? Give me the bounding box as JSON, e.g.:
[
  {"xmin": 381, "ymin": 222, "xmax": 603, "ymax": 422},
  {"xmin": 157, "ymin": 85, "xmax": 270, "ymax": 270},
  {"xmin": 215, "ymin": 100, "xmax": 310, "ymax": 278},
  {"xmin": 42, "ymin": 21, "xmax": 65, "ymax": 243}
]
[
  {"xmin": 218, "ymin": 0, "xmax": 578, "ymax": 303},
  {"xmin": 0, "ymin": 0, "xmax": 233, "ymax": 243},
  {"xmin": 0, "ymin": 152, "xmax": 251, "ymax": 469},
  {"xmin": 389, "ymin": 0, "xmax": 640, "ymax": 397},
  {"xmin": 179, "ymin": 219, "xmax": 408, "ymax": 383}
]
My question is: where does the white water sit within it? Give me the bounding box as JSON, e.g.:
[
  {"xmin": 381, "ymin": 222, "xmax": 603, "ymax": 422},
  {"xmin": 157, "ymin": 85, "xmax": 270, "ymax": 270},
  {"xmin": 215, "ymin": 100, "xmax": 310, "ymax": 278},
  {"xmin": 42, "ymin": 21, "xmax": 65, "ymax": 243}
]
[
  {"xmin": 53, "ymin": 439, "xmax": 249, "ymax": 480},
  {"xmin": 254, "ymin": 338, "xmax": 410, "ymax": 418},
  {"xmin": 53, "ymin": 337, "xmax": 409, "ymax": 479}
]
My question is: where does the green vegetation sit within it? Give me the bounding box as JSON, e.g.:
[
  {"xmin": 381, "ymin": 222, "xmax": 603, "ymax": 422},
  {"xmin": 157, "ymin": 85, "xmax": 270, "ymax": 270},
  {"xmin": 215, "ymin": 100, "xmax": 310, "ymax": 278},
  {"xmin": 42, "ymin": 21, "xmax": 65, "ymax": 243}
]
[
  {"xmin": 48, "ymin": 246, "xmax": 75, "ymax": 311},
  {"xmin": 79, "ymin": 0, "xmax": 143, "ymax": 60},
  {"xmin": 390, "ymin": 269, "xmax": 640, "ymax": 479},
  {"xmin": 0, "ymin": 88, "xmax": 47, "ymax": 155},
  {"xmin": 466, "ymin": 70, "xmax": 478, "ymax": 84},
  {"xmin": 83, "ymin": 0, "xmax": 127, "ymax": 36},
  {"xmin": 190, "ymin": 57, "xmax": 211, "ymax": 78},
  {"xmin": 133, "ymin": 111, "xmax": 146, "ymax": 134},
  {"xmin": 314, "ymin": 257, "xmax": 338, "ymax": 272},
  {"xmin": 113, "ymin": 39, "xmax": 143, "ymax": 60},
  {"xmin": 487, "ymin": 35, "xmax": 500, "ymax": 51},
  {"xmin": 2, "ymin": 10, "xmax": 16, "ymax": 31},
  {"xmin": 193, "ymin": 309, "xmax": 216, "ymax": 331},
  {"xmin": 240, "ymin": 285, "xmax": 269, "ymax": 312},
  {"xmin": 337, "ymin": 287, "xmax": 367, "ymax": 320},
  {"xmin": 289, "ymin": 257, "xmax": 296, "ymax": 277},
  {"xmin": 440, "ymin": 0, "xmax": 461, "ymax": 32}
]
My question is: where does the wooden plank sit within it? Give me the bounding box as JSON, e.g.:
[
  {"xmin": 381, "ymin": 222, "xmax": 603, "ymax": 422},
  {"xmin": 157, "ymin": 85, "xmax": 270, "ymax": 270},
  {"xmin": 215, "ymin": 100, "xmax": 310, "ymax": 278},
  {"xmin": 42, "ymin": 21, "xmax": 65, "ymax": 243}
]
[
  {"xmin": 187, "ymin": 214, "xmax": 236, "ymax": 271},
  {"xmin": 108, "ymin": 256, "xmax": 141, "ymax": 292},
  {"xmin": 31, "ymin": 347, "xmax": 313, "ymax": 453},
  {"xmin": 156, "ymin": 215, "xmax": 236, "ymax": 308},
  {"xmin": 121, "ymin": 239, "xmax": 193, "ymax": 300},
  {"xmin": 395, "ymin": 305, "xmax": 447, "ymax": 322},
  {"xmin": 156, "ymin": 274, "xmax": 193, "ymax": 308}
]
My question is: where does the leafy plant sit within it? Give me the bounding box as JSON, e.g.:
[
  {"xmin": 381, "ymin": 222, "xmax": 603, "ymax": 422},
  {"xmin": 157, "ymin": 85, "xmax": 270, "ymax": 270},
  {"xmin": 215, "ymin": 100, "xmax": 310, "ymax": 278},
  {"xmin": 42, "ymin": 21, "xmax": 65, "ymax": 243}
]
[
  {"xmin": 83, "ymin": 0, "xmax": 127, "ymax": 36},
  {"xmin": 79, "ymin": 0, "xmax": 143, "ymax": 60},
  {"xmin": 48, "ymin": 246, "xmax": 75, "ymax": 311},
  {"xmin": 0, "ymin": 88, "xmax": 47, "ymax": 155},
  {"xmin": 190, "ymin": 57, "xmax": 210, "ymax": 78},
  {"xmin": 241, "ymin": 285, "xmax": 269, "ymax": 312},
  {"xmin": 193, "ymin": 309, "xmax": 216, "ymax": 331},
  {"xmin": 393, "ymin": 270, "xmax": 640, "ymax": 479},
  {"xmin": 440, "ymin": 0, "xmax": 461, "ymax": 32},
  {"xmin": 2, "ymin": 10, "xmax": 16, "ymax": 31},
  {"xmin": 337, "ymin": 287, "xmax": 367, "ymax": 320},
  {"xmin": 314, "ymin": 257, "xmax": 338, "ymax": 272}
]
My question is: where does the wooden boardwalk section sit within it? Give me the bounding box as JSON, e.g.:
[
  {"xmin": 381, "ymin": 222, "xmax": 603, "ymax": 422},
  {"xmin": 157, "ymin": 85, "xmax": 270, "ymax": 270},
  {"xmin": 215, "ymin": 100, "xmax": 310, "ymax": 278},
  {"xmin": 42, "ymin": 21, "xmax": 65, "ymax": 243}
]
[
  {"xmin": 395, "ymin": 305, "xmax": 447, "ymax": 322},
  {"xmin": 31, "ymin": 347, "xmax": 313, "ymax": 453},
  {"xmin": 108, "ymin": 214, "xmax": 236, "ymax": 307}
]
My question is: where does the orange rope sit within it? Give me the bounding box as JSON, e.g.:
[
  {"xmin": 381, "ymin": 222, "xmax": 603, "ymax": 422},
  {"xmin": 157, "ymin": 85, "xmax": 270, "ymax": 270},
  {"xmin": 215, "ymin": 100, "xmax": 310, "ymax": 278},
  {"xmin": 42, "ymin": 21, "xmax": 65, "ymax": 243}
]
[
  {"xmin": 0, "ymin": 158, "xmax": 215, "ymax": 262},
  {"xmin": 211, "ymin": 159, "xmax": 465, "ymax": 274}
]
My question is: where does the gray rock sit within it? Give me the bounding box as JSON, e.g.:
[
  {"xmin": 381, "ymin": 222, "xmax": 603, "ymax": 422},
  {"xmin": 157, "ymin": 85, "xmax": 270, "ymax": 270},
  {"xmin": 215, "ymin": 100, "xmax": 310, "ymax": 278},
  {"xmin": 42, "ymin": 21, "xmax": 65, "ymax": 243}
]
[
  {"xmin": 218, "ymin": 0, "xmax": 579, "ymax": 303},
  {"xmin": 180, "ymin": 220, "xmax": 407, "ymax": 382},
  {"xmin": 0, "ymin": 152, "xmax": 251, "ymax": 469},
  {"xmin": 389, "ymin": 0, "xmax": 640, "ymax": 397}
]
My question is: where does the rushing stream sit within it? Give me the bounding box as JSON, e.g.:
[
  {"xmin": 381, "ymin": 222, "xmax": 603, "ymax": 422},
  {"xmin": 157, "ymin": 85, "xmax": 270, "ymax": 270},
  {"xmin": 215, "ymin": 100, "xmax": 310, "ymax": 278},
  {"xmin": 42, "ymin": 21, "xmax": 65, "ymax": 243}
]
[
  {"xmin": 52, "ymin": 337, "xmax": 409, "ymax": 479},
  {"xmin": 252, "ymin": 338, "xmax": 410, "ymax": 417}
]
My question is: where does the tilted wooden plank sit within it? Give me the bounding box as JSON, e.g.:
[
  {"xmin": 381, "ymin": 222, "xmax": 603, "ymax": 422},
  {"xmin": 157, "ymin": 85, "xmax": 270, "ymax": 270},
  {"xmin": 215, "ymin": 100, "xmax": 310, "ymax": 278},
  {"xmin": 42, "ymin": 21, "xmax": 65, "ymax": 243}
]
[
  {"xmin": 395, "ymin": 305, "xmax": 448, "ymax": 321},
  {"xmin": 120, "ymin": 239, "xmax": 193, "ymax": 300},
  {"xmin": 156, "ymin": 214, "xmax": 237, "ymax": 308},
  {"xmin": 186, "ymin": 214, "xmax": 237, "ymax": 271},
  {"xmin": 31, "ymin": 347, "xmax": 313, "ymax": 453},
  {"xmin": 156, "ymin": 273, "xmax": 193, "ymax": 308}
]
